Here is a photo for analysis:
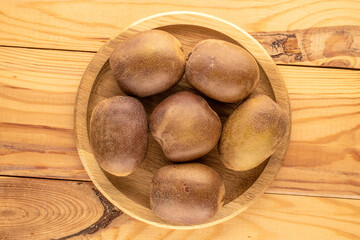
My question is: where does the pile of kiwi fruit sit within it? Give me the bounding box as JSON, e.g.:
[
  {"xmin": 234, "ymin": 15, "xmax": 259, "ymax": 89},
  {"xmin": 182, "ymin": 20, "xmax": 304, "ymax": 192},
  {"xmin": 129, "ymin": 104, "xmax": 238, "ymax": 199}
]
[{"xmin": 90, "ymin": 30, "xmax": 289, "ymax": 225}]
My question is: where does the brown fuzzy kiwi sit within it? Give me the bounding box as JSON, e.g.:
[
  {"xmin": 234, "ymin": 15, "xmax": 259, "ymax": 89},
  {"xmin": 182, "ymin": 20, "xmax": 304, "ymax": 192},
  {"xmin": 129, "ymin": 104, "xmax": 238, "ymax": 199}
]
[
  {"xmin": 149, "ymin": 91, "xmax": 222, "ymax": 162},
  {"xmin": 185, "ymin": 39, "xmax": 260, "ymax": 103},
  {"xmin": 109, "ymin": 30, "xmax": 186, "ymax": 97},
  {"xmin": 89, "ymin": 96, "xmax": 148, "ymax": 176},
  {"xmin": 219, "ymin": 94, "xmax": 289, "ymax": 171},
  {"xmin": 150, "ymin": 163, "xmax": 225, "ymax": 225}
]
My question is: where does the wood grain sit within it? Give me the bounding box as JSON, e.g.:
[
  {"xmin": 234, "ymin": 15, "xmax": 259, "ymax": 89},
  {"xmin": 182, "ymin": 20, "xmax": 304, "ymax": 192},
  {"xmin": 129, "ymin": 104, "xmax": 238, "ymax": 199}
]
[
  {"xmin": 0, "ymin": 177, "xmax": 123, "ymax": 240},
  {"xmin": 1, "ymin": 176, "xmax": 359, "ymax": 240},
  {"xmin": 0, "ymin": 46, "xmax": 359, "ymax": 199},
  {"xmin": 0, "ymin": 47, "xmax": 92, "ymax": 180},
  {"xmin": 1, "ymin": 0, "xmax": 360, "ymax": 68},
  {"xmin": 272, "ymin": 66, "xmax": 360, "ymax": 198}
]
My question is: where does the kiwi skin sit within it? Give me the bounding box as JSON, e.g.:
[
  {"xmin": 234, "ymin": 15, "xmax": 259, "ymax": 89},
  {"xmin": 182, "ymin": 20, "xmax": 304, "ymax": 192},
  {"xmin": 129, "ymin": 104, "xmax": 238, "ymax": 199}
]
[
  {"xmin": 149, "ymin": 91, "xmax": 222, "ymax": 162},
  {"xmin": 150, "ymin": 163, "xmax": 225, "ymax": 225},
  {"xmin": 89, "ymin": 96, "xmax": 148, "ymax": 176},
  {"xmin": 109, "ymin": 30, "xmax": 186, "ymax": 98},
  {"xmin": 219, "ymin": 94, "xmax": 290, "ymax": 171},
  {"xmin": 185, "ymin": 39, "xmax": 260, "ymax": 103}
]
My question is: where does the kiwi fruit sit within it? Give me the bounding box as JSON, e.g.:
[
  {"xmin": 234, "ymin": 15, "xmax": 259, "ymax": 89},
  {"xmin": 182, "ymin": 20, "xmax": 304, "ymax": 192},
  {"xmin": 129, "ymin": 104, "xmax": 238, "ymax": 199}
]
[
  {"xmin": 219, "ymin": 94, "xmax": 289, "ymax": 171},
  {"xmin": 109, "ymin": 30, "xmax": 186, "ymax": 97},
  {"xmin": 185, "ymin": 39, "xmax": 259, "ymax": 103},
  {"xmin": 150, "ymin": 163, "xmax": 225, "ymax": 225},
  {"xmin": 149, "ymin": 91, "xmax": 222, "ymax": 162},
  {"xmin": 89, "ymin": 96, "xmax": 148, "ymax": 176}
]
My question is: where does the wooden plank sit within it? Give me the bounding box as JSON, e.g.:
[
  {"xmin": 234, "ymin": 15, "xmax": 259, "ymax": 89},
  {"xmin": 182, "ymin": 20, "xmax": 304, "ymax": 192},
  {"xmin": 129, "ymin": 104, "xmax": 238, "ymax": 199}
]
[
  {"xmin": 0, "ymin": 47, "xmax": 92, "ymax": 180},
  {"xmin": 1, "ymin": 0, "xmax": 360, "ymax": 68},
  {"xmin": 271, "ymin": 66, "xmax": 360, "ymax": 198},
  {"xmin": 0, "ymin": 47, "xmax": 359, "ymax": 199},
  {"xmin": 0, "ymin": 177, "xmax": 121, "ymax": 240},
  {"xmin": 1, "ymin": 176, "xmax": 359, "ymax": 240}
]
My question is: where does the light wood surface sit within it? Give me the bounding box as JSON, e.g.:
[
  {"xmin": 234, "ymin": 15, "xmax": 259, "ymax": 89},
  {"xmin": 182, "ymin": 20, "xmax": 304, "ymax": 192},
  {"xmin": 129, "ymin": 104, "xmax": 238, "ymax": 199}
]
[
  {"xmin": 75, "ymin": 12, "xmax": 290, "ymax": 229},
  {"xmin": 1, "ymin": 176, "xmax": 360, "ymax": 240},
  {"xmin": 0, "ymin": 47, "xmax": 91, "ymax": 180},
  {"xmin": 1, "ymin": 0, "xmax": 360, "ymax": 238},
  {"xmin": 1, "ymin": 0, "xmax": 360, "ymax": 69},
  {"xmin": 1, "ymin": 47, "xmax": 359, "ymax": 199}
]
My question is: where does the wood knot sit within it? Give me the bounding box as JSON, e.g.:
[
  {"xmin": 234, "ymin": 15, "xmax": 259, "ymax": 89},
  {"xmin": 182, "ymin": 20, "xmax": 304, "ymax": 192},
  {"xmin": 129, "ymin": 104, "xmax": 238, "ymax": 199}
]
[{"xmin": 323, "ymin": 31, "xmax": 354, "ymax": 58}]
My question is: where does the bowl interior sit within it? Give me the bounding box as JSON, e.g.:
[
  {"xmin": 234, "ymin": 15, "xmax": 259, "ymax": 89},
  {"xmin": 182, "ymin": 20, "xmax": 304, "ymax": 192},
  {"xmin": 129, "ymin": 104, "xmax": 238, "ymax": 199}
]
[{"xmin": 87, "ymin": 25, "xmax": 276, "ymax": 209}]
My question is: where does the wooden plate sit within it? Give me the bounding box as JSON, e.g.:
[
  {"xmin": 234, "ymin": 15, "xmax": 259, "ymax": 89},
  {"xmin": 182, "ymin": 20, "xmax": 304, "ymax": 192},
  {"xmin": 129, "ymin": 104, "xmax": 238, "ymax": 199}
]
[{"xmin": 74, "ymin": 12, "xmax": 291, "ymax": 229}]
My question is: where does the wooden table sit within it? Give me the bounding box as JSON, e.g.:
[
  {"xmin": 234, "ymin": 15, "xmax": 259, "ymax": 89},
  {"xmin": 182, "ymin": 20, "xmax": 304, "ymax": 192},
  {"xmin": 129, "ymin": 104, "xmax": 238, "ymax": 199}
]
[{"xmin": 1, "ymin": 1, "xmax": 359, "ymax": 239}]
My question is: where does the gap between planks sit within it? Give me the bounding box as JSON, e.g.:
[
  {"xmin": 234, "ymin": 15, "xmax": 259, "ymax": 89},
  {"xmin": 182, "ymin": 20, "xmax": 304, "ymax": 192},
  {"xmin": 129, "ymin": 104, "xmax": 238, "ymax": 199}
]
[
  {"xmin": 3, "ymin": 41, "xmax": 358, "ymax": 71},
  {"xmin": 1, "ymin": 174, "xmax": 358, "ymax": 201},
  {"xmin": 2, "ymin": 43, "xmax": 359, "ymax": 72}
]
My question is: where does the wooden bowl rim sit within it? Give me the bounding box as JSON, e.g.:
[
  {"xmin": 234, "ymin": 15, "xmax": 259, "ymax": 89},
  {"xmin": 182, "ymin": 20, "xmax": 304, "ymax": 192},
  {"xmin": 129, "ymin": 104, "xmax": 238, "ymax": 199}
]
[{"xmin": 74, "ymin": 11, "xmax": 291, "ymax": 229}]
